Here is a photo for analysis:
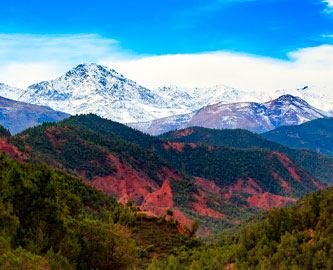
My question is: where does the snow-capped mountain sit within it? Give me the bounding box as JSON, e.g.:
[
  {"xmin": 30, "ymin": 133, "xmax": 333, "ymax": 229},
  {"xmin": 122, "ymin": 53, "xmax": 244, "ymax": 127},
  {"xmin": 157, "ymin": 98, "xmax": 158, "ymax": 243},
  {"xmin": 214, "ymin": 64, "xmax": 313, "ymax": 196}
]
[
  {"xmin": 128, "ymin": 95, "xmax": 328, "ymax": 135},
  {"xmin": 19, "ymin": 63, "xmax": 188, "ymax": 123},
  {"xmin": 273, "ymin": 86, "xmax": 333, "ymax": 115},
  {"xmin": 0, "ymin": 83, "xmax": 25, "ymax": 101},
  {"xmin": 151, "ymin": 85, "xmax": 272, "ymax": 112},
  {"xmin": 0, "ymin": 63, "xmax": 332, "ymax": 126}
]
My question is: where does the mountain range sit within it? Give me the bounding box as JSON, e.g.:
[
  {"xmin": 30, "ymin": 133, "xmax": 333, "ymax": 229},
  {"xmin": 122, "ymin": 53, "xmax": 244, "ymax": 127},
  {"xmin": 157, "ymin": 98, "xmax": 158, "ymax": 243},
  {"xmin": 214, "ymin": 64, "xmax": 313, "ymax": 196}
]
[
  {"xmin": 0, "ymin": 63, "xmax": 332, "ymax": 130},
  {"xmin": 1, "ymin": 63, "xmax": 333, "ymax": 269},
  {"xmin": 0, "ymin": 96, "xmax": 70, "ymax": 134},
  {"xmin": 130, "ymin": 94, "xmax": 328, "ymax": 135},
  {"xmin": 263, "ymin": 117, "xmax": 333, "ymax": 158}
]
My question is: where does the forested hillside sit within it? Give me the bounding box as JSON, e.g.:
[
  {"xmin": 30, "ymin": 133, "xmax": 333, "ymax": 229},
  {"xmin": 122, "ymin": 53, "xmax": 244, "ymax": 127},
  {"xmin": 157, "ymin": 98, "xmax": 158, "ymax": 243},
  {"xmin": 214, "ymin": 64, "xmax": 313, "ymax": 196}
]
[
  {"xmin": 263, "ymin": 117, "xmax": 333, "ymax": 158},
  {"xmin": 160, "ymin": 126, "xmax": 333, "ymax": 185},
  {"xmin": 0, "ymin": 115, "xmax": 325, "ymax": 234},
  {"xmin": 148, "ymin": 186, "xmax": 333, "ymax": 269},
  {"xmin": 0, "ymin": 152, "xmax": 198, "ymax": 269}
]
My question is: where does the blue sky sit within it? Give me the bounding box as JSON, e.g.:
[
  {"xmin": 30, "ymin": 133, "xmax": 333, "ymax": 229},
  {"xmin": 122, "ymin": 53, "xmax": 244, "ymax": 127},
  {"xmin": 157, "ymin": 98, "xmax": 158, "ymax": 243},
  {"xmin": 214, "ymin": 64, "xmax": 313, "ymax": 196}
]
[
  {"xmin": 0, "ymin": 0, "xmax": 333, "ymax": 90},
  {"xmin": 1, "ymin": 0, "xmax": 333, "ymax": 58}
]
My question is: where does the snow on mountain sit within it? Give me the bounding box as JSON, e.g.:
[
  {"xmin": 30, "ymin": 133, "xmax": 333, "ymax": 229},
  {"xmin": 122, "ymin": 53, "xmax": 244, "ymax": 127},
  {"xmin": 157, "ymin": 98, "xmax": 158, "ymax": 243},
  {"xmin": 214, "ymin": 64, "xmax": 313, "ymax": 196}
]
[
  {"xmin": 151, "ymin": 85, "xmax": 272, "ymax": 112},
  {"xmin": 15, "ymin": 64, "xmax": 192, "ymax": 123},
  {"xmin": 273, "ymin": 86, "xmax": 333, "ymax": 115},
  {"xmin": 0, "ymin": 83, "xmax": 25, "ymax": 101},
  {"xmin": 0, "ymin": 63, "xmax": 332, "ymax": 126},
  {"xmin": 128, "ymin": 95, "xmax": 328, "ymax": 135}
]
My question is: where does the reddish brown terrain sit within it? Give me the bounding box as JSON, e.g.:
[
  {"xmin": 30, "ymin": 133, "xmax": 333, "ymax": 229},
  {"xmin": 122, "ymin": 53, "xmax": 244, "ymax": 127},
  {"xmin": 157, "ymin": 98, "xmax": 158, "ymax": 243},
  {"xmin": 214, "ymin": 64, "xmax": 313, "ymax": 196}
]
[
  {"xmin": 0, "ymin": 139, "xmax": 28, "ymax": 162},
  {"xmin": 1, "ymin": 114, "xmax": 325, "ymax": 234},
  {"xmin": 247, "ymin": 193, "xmax": 296, "ymax": 210}
]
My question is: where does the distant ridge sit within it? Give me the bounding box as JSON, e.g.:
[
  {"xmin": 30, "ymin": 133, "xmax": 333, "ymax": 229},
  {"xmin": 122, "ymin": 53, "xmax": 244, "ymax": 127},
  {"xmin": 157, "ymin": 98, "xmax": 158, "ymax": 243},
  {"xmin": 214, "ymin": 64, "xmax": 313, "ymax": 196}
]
[
  {"xmin": 0, "ymin": 95, "xmax": 70, "ymax": 134},
  {"xmin": 129, "ymin": 94, "xmax": 328, "ymax": 135}
]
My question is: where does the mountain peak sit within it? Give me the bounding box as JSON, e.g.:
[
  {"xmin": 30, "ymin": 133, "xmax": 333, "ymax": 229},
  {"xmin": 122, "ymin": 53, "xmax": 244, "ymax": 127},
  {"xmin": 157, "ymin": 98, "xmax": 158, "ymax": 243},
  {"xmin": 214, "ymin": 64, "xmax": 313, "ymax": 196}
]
[
  {"xmin": 274, "ymin": 94, "xmax": 309, "ymax": 105},
  {"xmin": 65, "ymin": 63, "xmax": 125, "ymax": 80}
]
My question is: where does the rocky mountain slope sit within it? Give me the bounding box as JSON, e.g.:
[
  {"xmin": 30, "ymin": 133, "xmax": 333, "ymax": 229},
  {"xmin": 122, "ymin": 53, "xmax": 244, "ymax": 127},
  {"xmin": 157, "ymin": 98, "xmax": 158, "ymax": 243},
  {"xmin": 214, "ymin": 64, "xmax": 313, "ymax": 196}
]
[
  {"xmin": 130, "ymin": 95, "xmax": 328, "ymax": 135},
  {"xmin": 0, "ymin": 96, "xmax": 70, "ymax": 134},
  {"xmin": 1, "ymin": 64, "xmax": 332, "ymax": 126},
  {"xmin": 10, "ymin": 64, "xmax": 196, "ymax": 123},
  {"xmin": 263, "ymin": 117, "xmax": 333, "ymax": 158},
  {"xmin": 0, "ymin": 83, "xmax": 25, "ymax": 100}
]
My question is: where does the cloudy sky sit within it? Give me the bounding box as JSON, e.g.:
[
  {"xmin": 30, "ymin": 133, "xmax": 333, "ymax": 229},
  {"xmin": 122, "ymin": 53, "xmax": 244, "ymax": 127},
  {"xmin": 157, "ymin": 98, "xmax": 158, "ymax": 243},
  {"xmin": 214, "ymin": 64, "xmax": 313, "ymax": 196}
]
[{"xmin": 0, "ymin": 0, "xmax": 333, "ymax": 91}]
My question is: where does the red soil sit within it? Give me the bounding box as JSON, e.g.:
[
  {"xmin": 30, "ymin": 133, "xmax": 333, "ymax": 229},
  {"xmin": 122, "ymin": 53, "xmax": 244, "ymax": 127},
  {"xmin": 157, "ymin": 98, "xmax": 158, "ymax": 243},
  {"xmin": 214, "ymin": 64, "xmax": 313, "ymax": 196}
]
[
  {"xmin": 0, "ymin": 139, "xmax": 28, "ymax": 162},
  {"xmin": 162, "ymin": 142, "xmax": 197, "ymax": 152},
  {"xmin": 311, "ymin": 178, "xmax": 324, "ymax": 190},
  {"xmin": 208, "ymin": 146, "xmax": 214, "ymax": 151},
  {"xmin": 247, "ymin": 192, "xmax": 296, "ymax": 210},
  {"xmin": 228, "ymin": 178, "xmax": 263, "ymax": 195},
  {"xmin": 272, "ymin": 172, "xmax": 292, "ymax": 194},
  {"xmin": 88, "ymin": 154, "xmax": 160, "ymax": 205},
  {"xmin": 142, "ymin": 180, "xmax": 173, "ymax": 209},
  {"xmin": 188, "ymin": 143, "xmax": 197, "ymax": 149},
  {"xmin": 158, "ymin": 166, "xmax": 183, "ymax": 181},
  {"xmin": 270, "ymin": 152, "xmax": 301, "ymax": 182},
  {"xmin": 194, "ymin": 177, "xmax": 221, "ymax": 193},
  {"xmin": 222, "ymin": 192, "xmax": 231, "ymax": 199},
  {"xmin": 174, "ymin": 128, "xmax": 194, "ymax": 138},
  {"xmin": 192, "ymin": 190, "xmax": 225, "ymax": 218},
  {"xmin": 163, "ymin": 142, "xmax": 185, "ymax": 152}
]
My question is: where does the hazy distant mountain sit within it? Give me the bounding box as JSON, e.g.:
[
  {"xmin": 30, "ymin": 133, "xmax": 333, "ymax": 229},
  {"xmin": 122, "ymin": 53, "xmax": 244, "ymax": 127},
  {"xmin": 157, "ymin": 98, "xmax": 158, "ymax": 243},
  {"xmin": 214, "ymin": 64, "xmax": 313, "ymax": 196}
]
[
  {"xmin": 129, "ymin": 95, "xmax": 328, "ymax": 135},
  {"xmin": 0, "ymin": 96, "xmax": 70, "ymax": 134},
  {"xmin": 263, "ymin": 117, "xmax": 333, "ymax": 158}
]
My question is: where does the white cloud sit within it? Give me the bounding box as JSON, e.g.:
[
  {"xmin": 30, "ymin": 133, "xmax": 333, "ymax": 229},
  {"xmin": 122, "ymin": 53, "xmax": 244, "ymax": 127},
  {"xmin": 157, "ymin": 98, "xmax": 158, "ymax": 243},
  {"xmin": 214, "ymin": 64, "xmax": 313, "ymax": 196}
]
[
  {"xmin": 0, "ymin": 34, "xmax": 333, "ymax": 95},
  {"xmin": 0, "ymin": 34, "xmax": 138, "ymax": 88},
  {"xmin": 323, "ymin": 0, "xmax": 333, "ymax": 13},
  {"xmin": 323, "ymin": 0, "xmax": 333, "ymax": 7},
  {"xmin": 104, "ymin": 45, "xmax": 333, "ymax": 92}
]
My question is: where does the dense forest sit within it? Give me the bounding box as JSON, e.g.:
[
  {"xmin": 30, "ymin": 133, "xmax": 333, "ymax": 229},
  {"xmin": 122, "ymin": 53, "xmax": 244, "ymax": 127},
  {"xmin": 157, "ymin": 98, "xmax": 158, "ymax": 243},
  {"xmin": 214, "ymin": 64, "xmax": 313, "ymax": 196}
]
[
  {"xmin": 147, "ymin": 187, "xmax": 333, "ymax": 269},
  {"xmin": 263, "ymin": 117, "xmax": 333, "ymax": 158},
  {"xmin": 160, "ymin": 126, "xmax": 333, "ymax": 185},
  {"xmin": 2, "ymin": 115, "xmax": 333, "ymax": 269},
  {"xmin": 0, "ymin": 152, "xmax": 199, "ymax": 269},
  {"xmin": 1, "ymin": 150, "xmax": 333, "ymax": 269}
]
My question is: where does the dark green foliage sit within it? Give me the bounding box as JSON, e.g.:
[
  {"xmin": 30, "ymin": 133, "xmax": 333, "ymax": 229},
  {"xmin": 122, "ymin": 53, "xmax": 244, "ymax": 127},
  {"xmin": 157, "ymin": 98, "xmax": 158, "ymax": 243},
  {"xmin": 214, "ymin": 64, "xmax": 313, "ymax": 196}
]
[
  {"xmin": 160, "ymin": 126, "xmax": 333, "ymax": 185},
  {"xmin": 148, "ymin": 187, "xmax": 333, "ymax": 269},
  {"xmin": 10, "ymin": 120, "xmax": 168, "ymax": 185},
  {"xmin": 0, "ymin": 152, "xmax": 138, "ymax": 270},
  {"xmin": 63, "ymin": 113, "xmax": 160, "ymax": 149},
  {"xmin": 169, "ymin": 178, "xmax": 198, "ymax": 208},
  {"xmin": 263, "ymin": 117, "xmax": 333, "ymax": 157},
  {"xmin": 0, "ymin": 125, "xmax": 10, "ymax": 137},
  {"xmin": 162, "ymin": 144, "xmax": 318, "ymax": 197}
]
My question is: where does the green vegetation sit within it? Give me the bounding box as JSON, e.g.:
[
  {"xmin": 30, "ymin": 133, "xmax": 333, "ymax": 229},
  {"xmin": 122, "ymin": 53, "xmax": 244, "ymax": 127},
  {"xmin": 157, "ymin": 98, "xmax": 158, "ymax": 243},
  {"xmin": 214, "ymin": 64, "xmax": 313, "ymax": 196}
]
[
  {"xmin": 160, "ymin": 126, "xmax": 333, "ymax": 185},
  {"xmin": 7, "ymin": 114, "xmax": 326, "ymax": 234},
  {"xmin": 263, "ymin": 117, "xmax": 333, "ymax": 157},
  {"xmin": 0, "ymin": 152, "xmax": 196, "ymax": 269},
  {"xmin": 160, "ymin": 143, "xmax": 318, "ymax": 197},
  {"xmin": 148, "ymin": 187, "xmax": 333, "ymax": 269},
  {"xmin": 9, "ymin": 120, "xmax": 168, "ymax": 185},
  {"xmin": 0, "ymin": 125, "xmax": 10, "ymax": 137},
  {"xmin": 0, "ymin": 151, "xmax": 140, "ymax": 269}
]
